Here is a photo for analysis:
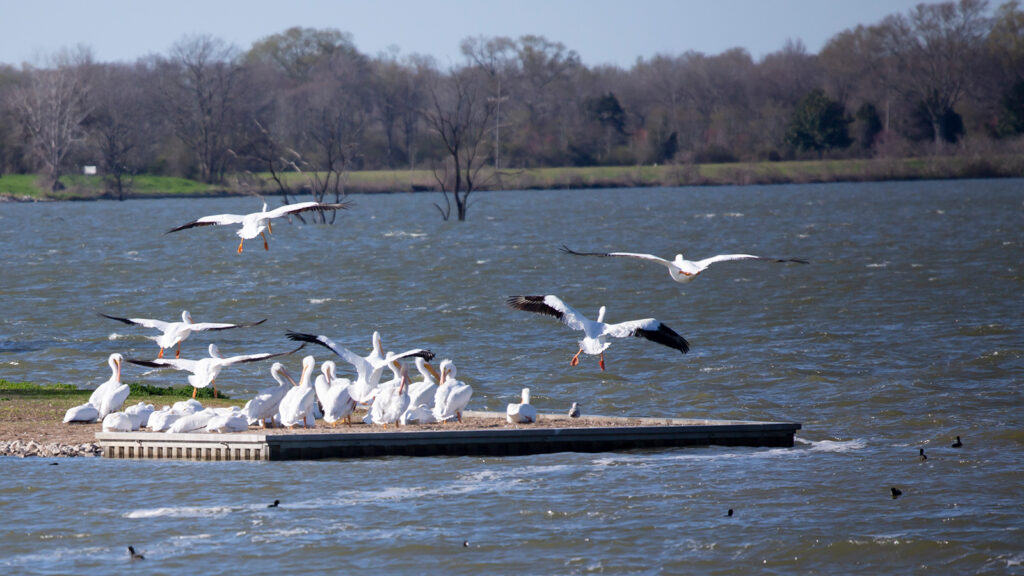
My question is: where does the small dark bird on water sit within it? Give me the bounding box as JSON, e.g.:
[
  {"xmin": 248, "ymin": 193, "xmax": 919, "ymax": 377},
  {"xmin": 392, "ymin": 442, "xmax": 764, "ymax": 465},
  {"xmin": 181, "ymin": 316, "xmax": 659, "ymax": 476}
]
[
  {"xmin": 128, "ymin": 546, "xmax": 145, "ymax": 561},
  {"xmin": 727, "ymin": 508, "xmax": 734, "ymax": 517},
  {"xmin": 891, "ymin": 487, "xmax": 902, "ymax": 499},
  {"xmin": 951, "ymin": 436, "xmax": 962, "ymax": 448},
  {"xmin": 268, "ymin": 499, "xmax": 280, "ymax": 508},
  {"xmin": 919, "ymin": 448, "xmax": 928, "ymax": 461},
  {"xmin": 568, "ymin": 402, "xmax": 580, "ymax": 418},
  {"xmin": 463, "ymin": 540, "xmax": 470, "ymax": 547}
]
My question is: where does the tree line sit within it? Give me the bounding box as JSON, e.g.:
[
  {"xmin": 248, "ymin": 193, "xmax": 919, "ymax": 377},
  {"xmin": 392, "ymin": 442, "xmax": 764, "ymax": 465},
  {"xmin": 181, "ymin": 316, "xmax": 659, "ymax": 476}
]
[{"xmin": 0, "ymin": 0, "xmax": 1022, "ymax": 217}]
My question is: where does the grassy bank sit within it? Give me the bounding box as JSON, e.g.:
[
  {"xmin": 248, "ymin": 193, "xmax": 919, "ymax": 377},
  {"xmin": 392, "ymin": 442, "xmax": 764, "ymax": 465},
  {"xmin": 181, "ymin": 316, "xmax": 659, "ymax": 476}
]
[{"xmin": 3, "ymin": 154, "xmax": 1023, "ymax": 201}]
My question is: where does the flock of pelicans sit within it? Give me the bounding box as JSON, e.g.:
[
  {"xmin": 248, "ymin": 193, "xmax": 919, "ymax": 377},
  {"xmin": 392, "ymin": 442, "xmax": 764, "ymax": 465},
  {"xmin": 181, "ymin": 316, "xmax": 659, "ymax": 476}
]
[{"xmin": 61, "ymin": 199, "xmax": 807, "ymax": 433}]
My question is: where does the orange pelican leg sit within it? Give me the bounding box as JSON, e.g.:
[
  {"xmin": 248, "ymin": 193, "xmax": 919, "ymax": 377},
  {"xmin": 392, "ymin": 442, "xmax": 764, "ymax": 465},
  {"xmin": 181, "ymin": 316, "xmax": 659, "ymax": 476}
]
[
  {"xmin": 175, "ymin": 343, "xmax": 181, "ymax": 359},
  {"xmin": 212, "ymin": 380, "xmax": 218, "ymax": 399},
  {"xmin": 237, "ymin": 238, "xmax": 245, "ymax": 254},
  {"xmin": 570, "ymin": 348, "xmax": 583, "ymax": 366},
  {"xmin": 158, "ymin": 348, "xmax": 165, "ymax": 359},
  {"xmin": 261, "ymin": 232, "xmax": 269, "ymax": 251},
  {"xmin": 192, "ymin": 386, "xmax": 198, "ymax": 398},
  {"xmin": 599, "ymin": 353, "xmax": 605, "ymax": 371}
]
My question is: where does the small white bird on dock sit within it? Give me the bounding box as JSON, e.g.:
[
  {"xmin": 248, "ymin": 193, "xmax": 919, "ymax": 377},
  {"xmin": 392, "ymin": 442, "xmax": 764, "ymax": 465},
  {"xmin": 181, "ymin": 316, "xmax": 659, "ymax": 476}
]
[
  {"xmin": 560, "ymin": 245, "xmax": 807, "ymax": 283},
  {"xmin": 127, "ymin": 343, "xmax": 300, "ymax": 398},
  {"xmin": 433, "ymin": 359, "xmax": 472, "ymax": 424},
  {"xmin": 89, "ymin": 353, "xmax": 131, "ymax": 419},
  {"xmin": 506, "ymin": 295, "xmax": 690, "ymax": 370},
  {"xmin": 167, "ymin": 200, "xmax": 352, "ymax": 253},
  {"xmin": 568, "ymin": 402, "xmax": 581, "ymax": 418},
  {"xmin": 278, "ymin": 356, "xmax": 317, "ymax": 428},
  {"xmin": 506, "ymin": 388, "xmax": 537, "ymax": 424},
  {"xmin": 315, "ymin": 360, "xmax": 357, "ymax": 427},
  {"xmin": 242, "ymin": 362, "xmax": 297, "ymax": 428},
  {"xmin": 99, "ymin": 310, "xmax": 265, "ymax": 359},
  {"xmin": 286, "ymin": 331, "xmax": 434, "ymax": 403}
]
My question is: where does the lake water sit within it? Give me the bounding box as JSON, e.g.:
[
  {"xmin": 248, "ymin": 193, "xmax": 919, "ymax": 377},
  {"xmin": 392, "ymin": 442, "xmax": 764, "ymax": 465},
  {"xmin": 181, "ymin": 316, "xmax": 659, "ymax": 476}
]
[{"xmin": 0, "ymin": 180, "xmax": 1021, "ymax": 574}]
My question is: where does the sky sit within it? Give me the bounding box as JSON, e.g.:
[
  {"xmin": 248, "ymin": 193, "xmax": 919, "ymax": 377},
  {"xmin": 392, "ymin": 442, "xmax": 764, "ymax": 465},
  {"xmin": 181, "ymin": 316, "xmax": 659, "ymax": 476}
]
[{"xmin": 1, "ymin": 0, "xmax": 936, "ymax": 68}]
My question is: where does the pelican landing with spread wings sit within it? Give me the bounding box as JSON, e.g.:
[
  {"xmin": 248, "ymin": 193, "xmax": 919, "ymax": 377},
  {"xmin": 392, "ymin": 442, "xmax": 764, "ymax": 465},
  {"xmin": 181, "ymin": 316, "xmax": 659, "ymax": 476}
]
[
  {"xmin": 99, "ymin": 310, "xmax": 266, "ymax": 359},
  {"xmin": 167, "ymin": 201, "xmax": 352, "ymax": 253},
  {"xmin": 560, "ymin": 245, "xmax": 807, "ymax": 283},
  {"xmin": 506, "ymin": 295, "xmax": 689, "ymax": 371}
]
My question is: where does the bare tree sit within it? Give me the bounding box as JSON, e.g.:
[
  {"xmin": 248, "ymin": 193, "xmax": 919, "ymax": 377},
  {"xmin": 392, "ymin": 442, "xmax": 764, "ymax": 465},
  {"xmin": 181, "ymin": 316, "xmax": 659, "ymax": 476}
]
[
  {"xmin": 8, "ymin": 48, "xmax": 92, "ymax": 191},
  {"xmin": 85, "ymin": 64, "xmax": 151, "ymax": 200},
  {"xmin": 158, "ymin": 35, "xmax": 242, "ymax": 183},
  {"xmin": 422, "ymin": 66, "xmax": 497, "ymax": 221},
  {"xmin": 875, "ymin": 0, "xmax": 991, "ymax": 147}
]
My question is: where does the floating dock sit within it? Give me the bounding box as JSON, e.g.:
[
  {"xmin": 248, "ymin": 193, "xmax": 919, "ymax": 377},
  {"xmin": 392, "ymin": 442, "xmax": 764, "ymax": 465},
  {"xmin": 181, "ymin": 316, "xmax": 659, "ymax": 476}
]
[{"xmin": 95, "ymin": 411, "xmax": 801, "ymax": 461}]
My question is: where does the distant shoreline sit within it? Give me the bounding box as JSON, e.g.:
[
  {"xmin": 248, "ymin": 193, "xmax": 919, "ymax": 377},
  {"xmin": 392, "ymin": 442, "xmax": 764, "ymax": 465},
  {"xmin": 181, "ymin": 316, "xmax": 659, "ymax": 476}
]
[{"xmin": 3, "ymin": 155, "xmax": 1023, "ymax": 202}]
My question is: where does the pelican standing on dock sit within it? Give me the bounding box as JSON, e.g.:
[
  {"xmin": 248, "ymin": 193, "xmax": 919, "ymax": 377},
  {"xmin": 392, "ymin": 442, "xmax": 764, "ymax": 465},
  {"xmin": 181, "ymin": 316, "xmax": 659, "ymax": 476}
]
[
  {"xmin": 314, "ymin": 360, "xmax": 357, "ymax": 427},
  {"xmin": 433, "ymin": 359, "xmax": 472, "ymax": 423},
  {"xmin": 506, "ymin": 295, "xmax": 690, "ymax": 370},
  {"xmin": 167, "ymin": 200, "xmax": 352, "ymax": 253},
  {"xmin": 278, "ymin": 356, "xmax": 317, "ymax": 428},
  {"xmin": 127, "ymin": 343, "xmax": 300, "ymax": 398},
  {"xmin": 286, "ymin": 331, "xmax": 434, "ymax": 403},
  {"xmin": 89, "ymin": 353, "xmax": 131, "ymax": 419},
  {"xmin": 366, "ymin": 360, "xmax": 411, "ymax": 427},
  {"xmin": 560, "ymin": 245, "xmax": 807, "ymax": 283},
  {"xmin": 241, "ymin": 362, "xmax": 297, "ymax": 427},
  {"xmin": 99, "ymin": 310, "xmax": 266, "ymax": 359}
]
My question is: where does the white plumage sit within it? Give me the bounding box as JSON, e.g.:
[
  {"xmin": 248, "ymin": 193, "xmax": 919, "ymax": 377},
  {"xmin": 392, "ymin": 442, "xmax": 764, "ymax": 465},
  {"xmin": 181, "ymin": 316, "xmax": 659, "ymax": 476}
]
[
  {"xmin": 88, "ymin": 353, "xmax": 130, "ymax": 419},
  {"xmin": 560, "ymin": 245, "xmax": 807, "ymax": 283},
  {"xmin": 315, "ymin": 360, "xmax": 357, "ymax": 427},
  {"xmin": 127, "ymin": 343, "xmax": 297, "ymax": 399},
  {"xmin": 99, "ymin": 310, "xmax": 265, "ymax": 359},
  {"xmin": 242, "ymin": 362, "xmax": 295, "ymax": 427},
  {"xmin": 506, "ymin": 388, "xmax": 537, "ymax": 424},
  {"xmin": 278, "ymin": 356, "xmax": 317, "ymax": 428},
  {"xmin": 432, "ymin": 359, "xmax": 473, "ymax": 423}
]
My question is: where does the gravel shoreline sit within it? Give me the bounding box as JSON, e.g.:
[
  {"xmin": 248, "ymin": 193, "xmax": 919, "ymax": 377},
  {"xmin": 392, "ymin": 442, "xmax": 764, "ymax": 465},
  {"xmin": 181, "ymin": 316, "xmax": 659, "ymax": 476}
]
[{"xmin": 0, "ymin": 440, "xmax": 102, "ymax": 458}]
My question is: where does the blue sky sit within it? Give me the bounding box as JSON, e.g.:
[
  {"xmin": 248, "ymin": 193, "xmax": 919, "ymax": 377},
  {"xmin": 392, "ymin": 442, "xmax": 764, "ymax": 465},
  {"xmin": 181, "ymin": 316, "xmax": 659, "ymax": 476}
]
[{"xmin": 1, "ymin": 0, "xmax": 935, "ymax": 67}]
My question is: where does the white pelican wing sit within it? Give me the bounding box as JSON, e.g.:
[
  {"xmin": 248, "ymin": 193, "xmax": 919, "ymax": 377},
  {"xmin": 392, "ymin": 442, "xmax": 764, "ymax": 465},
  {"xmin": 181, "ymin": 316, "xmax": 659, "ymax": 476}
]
[
  {"xmin": 561, "ymin": 245, "xmax": 675, "ymax": 268},
  {"xmin": 187, "ymin": 319, "xmax": 267, "ymax": 332},
  {"xmin": 604, "ymin": 318, "xmax": 690, "ymax": 354},
  {"xmin": 266, "ymin": 201, "xmax": 351, "ymax": 219},
  {"xmin": 218, "ymin": 345, "xmax": 304, "ymax": 367},
  {"xmin": 167, "ymin": 213, "xmax": 246, "ymax": 233},
  {"xmin": 98, "ymin": 313, "xmax": 171, "ymax": 331},
  {"xmin": 506, "ymin": 295, "xmax": 588, "ymax": 332},
  {"xmin": 286, "ymin": 332, "xmax": 365, "ymax": 368}
]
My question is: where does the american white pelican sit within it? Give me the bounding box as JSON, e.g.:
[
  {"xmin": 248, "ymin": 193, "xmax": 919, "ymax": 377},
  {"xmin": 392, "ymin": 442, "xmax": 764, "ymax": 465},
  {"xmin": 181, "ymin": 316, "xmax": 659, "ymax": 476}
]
[
  {"xmin": 88, "ymin": 353, "xmax": 130, "ymax": 418},
  {"xmin": 205, "ymin": 407, "xmax": 249, "ymax": 433},
  {"xmin": 506, "ymin": 295, "xmax": 690, "ymax": 371},
  {"xmin": 127, "ymin": 343, "xmax": 301, "ymax": 398},
  {"xmin": 167, "ymin": 200, "xmax": 352, "ymax": 253},
  {"xmin": 147, "ymin": 406, "xmax": 179, "ymax": 432},
  {"xmin": 241, "ymin": 362, "xmax": 296, "ymax": 427},
  {"xmin": 366, "ymin": 361, "xmax": 411, "ymax": 427},
  {"xmin": 315, "ymin": 360, "xmax": 357, "ymax": 427},
  {"xmin": 102, "ymin": 412, "xmax": 134, "ymax": 432},
  {"xmin": 279, "ymin": 356, "xmax": 317, "ymax": 428},
  {"xmin": 407, "ymin": 357, "xmax": 439, "ymax": 408},
  {"xmin": 63, "ymin": 402, "xmax": 99, "ymax": 424},
  {"xmin": 432, "ymin": 359, "xmax": 472, "ymax": 423},
  {"xmin": 560, "ymin": 245, "xmax": 807, "ymax": 283},
  {"xmin": 99, "ymin": 310, "xmax": 266, "ymax": 359},
  {"xmin": 286, "ymin": 331, "xmax": 434, "ymax": 403},
  {"xmin": 506, "ymin": 388, "xmax": 537, "ymax": 424},
  {"xmin": 167, "ymin": 407, "xmax": 218, "ymax": 433},
  {"xmin": 124, "ymin": 402, "xmax": 155, "ymax": 430}
]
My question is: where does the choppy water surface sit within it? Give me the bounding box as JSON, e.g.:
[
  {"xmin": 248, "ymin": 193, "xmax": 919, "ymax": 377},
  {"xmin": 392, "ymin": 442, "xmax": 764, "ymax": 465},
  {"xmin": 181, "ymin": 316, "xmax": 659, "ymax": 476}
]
[{"xmin": 0, "ymin": 180, "xmax": 1021, "ymax": 574}]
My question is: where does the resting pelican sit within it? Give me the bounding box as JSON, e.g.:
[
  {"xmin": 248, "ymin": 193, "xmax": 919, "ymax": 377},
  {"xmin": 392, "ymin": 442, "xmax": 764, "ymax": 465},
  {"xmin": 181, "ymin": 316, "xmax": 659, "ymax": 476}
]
[
  {"xmin": 102, "ymin": 412, "xmax": 134, "ymax": 432},
  {"xmin": 506, "ymin": 295, "xmax": 690, "ymax": 370},
  {"xmin": 366, "ymin": 360, "xmax": 410, "ymax": 427},
  {"xmin": 127, "ymin": 343, "xmax": 301, "ymax": 398},
  {"xmin": 99, "ymin": 310, "xmax": 265, "ymax": 359},
  {"xmin": 407, "ymin": 357, "xmax": 440, "ymax": 409},
  {"xmin": 314, "ymin": 360, "xmax": 357, "ymax": 427},
  {"xmin": 241, "ymin": 362, "xmax": 296, "ymax": 428},
  {"xmin": 560, "ymin": 245, "xmax": 807, "ymax": 283},
  {"xmin": 205, "ymin": 407, "xmax": 249, "ymax": 433},
  {"xmin": 279, "ymin": 356, "xmax": 317, "ymax": 428},
  {"xmin": 88, "ymin": 353, "xmax": 130, "ymax": 418},
  {"xmin": 63, "ymin": 402, "xmax": 99, "ymax": 424},
  {"xmin": 286, "ymin": 331, "xmax": 434, "ymax": 403},
  {"xmin": 433, "ymin": 359, "xmax": 472, "ymax": 423},
  {"xmin": 167, "ymin": 200, "xmax": 352, "ymax": 253},
  {"xmin": 506, "ymin": 388, "xmax": 537, "ymax": 424}
]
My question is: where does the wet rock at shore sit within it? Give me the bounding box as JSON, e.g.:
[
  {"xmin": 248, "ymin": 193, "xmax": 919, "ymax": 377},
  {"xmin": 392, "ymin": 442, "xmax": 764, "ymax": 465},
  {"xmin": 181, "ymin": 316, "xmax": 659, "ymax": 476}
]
[{"xmin": 0, "ymin": 440, "xmax": 102, "ymax": 458}]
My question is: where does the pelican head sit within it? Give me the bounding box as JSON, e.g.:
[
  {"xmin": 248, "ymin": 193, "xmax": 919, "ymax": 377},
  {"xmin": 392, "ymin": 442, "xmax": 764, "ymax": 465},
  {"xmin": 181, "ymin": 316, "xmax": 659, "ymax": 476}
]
[
  {"xmin": 520, "ymin": 387, "xmax": 531, "ymax": 405},
  {"xmin": 439, "ymin": 359, "xmax": 455, "ymax": 383},
  {"xmin": 208, "ymin": 343, "xmax": 222, "ymax": 358},
  {"xmin": 372, "ymin": 331, "xmax": 383, "ymax": 356},
  {"xmin": 271, "ymin": 362, "xmax": 296, "ymax": 386},
  {"xmin": 300, "ymin": 355, "xmax": 316, "ymax": 384},
  {"xmin": 596, "ymin": 306, "xmax": 607, "ymax": 323},
  {"xmin": 182, "ymin": 310, "xmax": 193, "ymax": 323},
  {"xmin": 108, "ymin": 353, "xmax": 124, "ymax": 381},
  {"xmin": 321, "ymin": 360, "xmax": 336, "ymax": 381},
  {"xmin": 416, "ymin": 357, "xmax": 439, "ymax": 381}
]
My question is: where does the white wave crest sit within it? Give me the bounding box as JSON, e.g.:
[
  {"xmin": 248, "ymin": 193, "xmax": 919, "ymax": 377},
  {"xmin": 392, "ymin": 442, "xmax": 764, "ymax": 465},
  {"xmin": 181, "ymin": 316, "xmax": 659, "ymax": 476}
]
[
  {"xmin": 125, "ymin": 506, "xmax": 233, "ymax": 519},
  {"xmin": 796, "ymin": 437, "xmax": 867, "ymax": 453}
]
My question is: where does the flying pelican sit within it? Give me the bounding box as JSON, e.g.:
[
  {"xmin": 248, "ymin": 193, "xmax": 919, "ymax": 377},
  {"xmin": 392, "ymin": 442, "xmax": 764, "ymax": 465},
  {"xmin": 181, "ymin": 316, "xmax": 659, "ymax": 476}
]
[
  {"xmin": 167, "ymin": 200, "xmax": 352, "ymax": 253},
  {"xmin": 285, "ymin": 331, "xmax": 434, "ymax": 403},
  {"xmin": 560, "ymin": 245, "xmax": 807, "ymax": 283},
  {"xmin": 433, "ymin": 359, "xmax": 472, "ymax": 423},
  {"xmin": 278, "ymin": 356, "xmax": 317, "ymax": 429},
  {"xmin": 314, "ymin": 360, "xmax": 357, "ymax": 427},
  {"xmin": 99, "ymin": 310, "xmax": 266, "ymax": 359},
  {"xmin": 506, "ymin": 295, "xmax": 690, "ymax": 370},
  {"xmin": 506, "ymin": 388, "xmax": 537, "ymax": 424},
  {"xmin": 126, "ymin": 343, "xmax": 302, "ymax": 398},
  {"xmin": 242, "ymin": 362, "xmax": 297, "ymax": 428}
]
